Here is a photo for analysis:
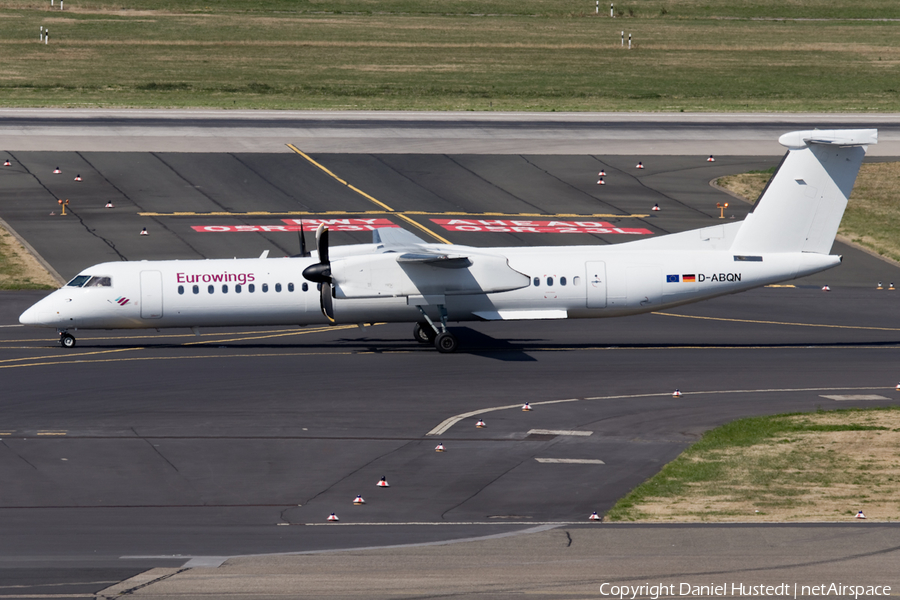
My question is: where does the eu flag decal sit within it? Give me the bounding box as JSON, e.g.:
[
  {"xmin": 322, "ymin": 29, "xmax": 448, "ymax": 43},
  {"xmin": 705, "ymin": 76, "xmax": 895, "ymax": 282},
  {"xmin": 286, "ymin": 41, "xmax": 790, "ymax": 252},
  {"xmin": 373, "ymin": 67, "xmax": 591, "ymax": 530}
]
[{"xmin": 666, "ymin": 274, "xmax": 680, "ymax": 283}]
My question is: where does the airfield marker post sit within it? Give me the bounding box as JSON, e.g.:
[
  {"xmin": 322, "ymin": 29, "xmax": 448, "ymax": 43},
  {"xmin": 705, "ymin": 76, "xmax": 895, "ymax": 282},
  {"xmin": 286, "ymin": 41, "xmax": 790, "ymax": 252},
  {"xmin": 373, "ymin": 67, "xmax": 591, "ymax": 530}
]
[
  {"xmin": 45, "ymin": 29, "xmax": 49, "ymax": 44},
  {"xmin": 621, "ymin": 31, "xmax": 624, "ymax": 46},
  {"xmin": 40, "ymin": 26, "xmax": 43, "ymax": 42},
  {"xmin": 628, "ymin": 33, "xmax": 632, "ymax": 49},
  {"xmin": 610, "ymin": 3, "xmax": 614, "ymax": 17},
  {"xmin": 60, "ymin": 0, "xmax": 63, "ymax": 9}
]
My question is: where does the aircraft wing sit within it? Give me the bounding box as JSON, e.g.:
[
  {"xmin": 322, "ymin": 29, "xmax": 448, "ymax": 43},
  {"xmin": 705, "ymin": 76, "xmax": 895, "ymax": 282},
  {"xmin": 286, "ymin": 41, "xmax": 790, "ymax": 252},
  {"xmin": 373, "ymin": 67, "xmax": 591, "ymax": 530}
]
[{"xmin": 373, "ymin": 227, "xmax": 429, "ymax": 247}]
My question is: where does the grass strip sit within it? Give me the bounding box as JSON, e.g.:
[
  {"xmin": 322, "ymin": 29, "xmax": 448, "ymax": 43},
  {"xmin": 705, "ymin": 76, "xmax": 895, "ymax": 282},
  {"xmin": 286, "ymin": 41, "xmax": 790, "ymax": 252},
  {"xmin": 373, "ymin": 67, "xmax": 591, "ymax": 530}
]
[{"xmin": 607, "ymin": 406, "xmax": 900, "ymax": 522}]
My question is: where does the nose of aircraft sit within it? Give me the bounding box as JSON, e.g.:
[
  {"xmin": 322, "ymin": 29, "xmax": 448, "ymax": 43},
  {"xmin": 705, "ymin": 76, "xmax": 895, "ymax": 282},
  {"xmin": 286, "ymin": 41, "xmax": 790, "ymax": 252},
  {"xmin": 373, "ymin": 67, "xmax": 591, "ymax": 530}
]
[{"xmin": 19, "ymin": 298, "xmax": 54, "ymax": 326}]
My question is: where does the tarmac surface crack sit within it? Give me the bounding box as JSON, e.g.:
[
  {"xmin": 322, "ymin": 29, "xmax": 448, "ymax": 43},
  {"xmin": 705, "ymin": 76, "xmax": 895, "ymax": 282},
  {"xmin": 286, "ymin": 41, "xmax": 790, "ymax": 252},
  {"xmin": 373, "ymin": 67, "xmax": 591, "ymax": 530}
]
[
  {"xmin": 0, "ymin": 439, "xmax": 38, "ymax": 470},
  {"xmin": 440, "ymin": 456, "xmax": 530, "ymax": 520},
  {"xmin": 133, "ymin": 428, "xmax": 179, "ymax": 473}
]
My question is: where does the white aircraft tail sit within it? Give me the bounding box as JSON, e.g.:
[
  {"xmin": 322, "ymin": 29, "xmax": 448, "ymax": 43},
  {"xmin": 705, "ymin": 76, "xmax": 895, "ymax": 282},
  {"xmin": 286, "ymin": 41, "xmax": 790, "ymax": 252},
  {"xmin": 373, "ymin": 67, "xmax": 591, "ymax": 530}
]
[{"xmin": 730, "ymin": 129, "xmax": 876, "ymax": 255}]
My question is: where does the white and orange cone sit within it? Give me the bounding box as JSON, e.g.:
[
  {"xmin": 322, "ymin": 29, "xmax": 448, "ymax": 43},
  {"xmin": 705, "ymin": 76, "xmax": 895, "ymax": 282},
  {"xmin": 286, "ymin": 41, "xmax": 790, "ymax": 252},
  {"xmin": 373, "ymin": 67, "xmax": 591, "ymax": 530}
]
[
  {"xmin": 353, "ymin": 494, "xmax": 366, "ymax": 505},
  {"xmin": 476, "ymin": 419, "xmax": 486, "ymax": 428},
  {"xmin": 896, "ymin": 383, "xmax": 900, "ymax": 391},
  {"xmin": 589, "ymin": 511, "xmax": 601, "ymax": 521},
  {"xmin": 651, "ymin": 204, "xmax": 660, "ymax": 211},
  {"xmin": 140, "ymin": 227, "xmax": 148, "ymax": 236},
  {"xmin": 435, "ymin": 443, "xmax": 445, "ymax": 452},
  {"xmin": 74, "ymin": 174, "xmax": 82, "ymax": 182},
  {"xmin": 3, "ymin": 160, "xmax": 10, "ymax": 167},
  {"xmin": 636, "ymin": 162, "xmax": 644, "ymax": 169},
  {"xmin": 707, "ymin": 155, "xmax": 715, "ymax": 162},
  {"xmin": 598, "ymin": 170, "xmax": 606, "ymax": 177},
  {"xmin": 522, "ymin": 402, "xmax": 533, "ymax": 412},
  {"xmin": 856, "ymin": 510, "xmax": 866, "ymax": 519},
  {"xmin": 377, "ymin": 476, "xmax": 390, "ymax": 487},
  {"xmin": 53, "ymin": 167, "xmax": 61, "ymax": 174},
  {"xmin": 672, "ymin": 389, "xmax": 682, "ymax": 397},
  {"xmin": 597, "ymin": 178, "xmax": 605, "ymax": 185},
  {"xmin": 327, "ymin": 512, "xmax": 339, "ymax": 522},
  {"xmin": 105, "ymin": 201, "xmax": 114, "ymax": 208},
  {"xmin": 822, "ymin": 285, "xmax": 830, "ymax": 292}
]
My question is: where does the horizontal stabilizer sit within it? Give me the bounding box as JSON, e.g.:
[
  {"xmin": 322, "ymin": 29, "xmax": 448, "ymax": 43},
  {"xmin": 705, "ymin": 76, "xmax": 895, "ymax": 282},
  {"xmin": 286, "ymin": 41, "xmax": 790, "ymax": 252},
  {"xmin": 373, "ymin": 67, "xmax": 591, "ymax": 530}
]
[{"xmin": 779, "ymin": 129, "xmax": 877, "ymax": 149}]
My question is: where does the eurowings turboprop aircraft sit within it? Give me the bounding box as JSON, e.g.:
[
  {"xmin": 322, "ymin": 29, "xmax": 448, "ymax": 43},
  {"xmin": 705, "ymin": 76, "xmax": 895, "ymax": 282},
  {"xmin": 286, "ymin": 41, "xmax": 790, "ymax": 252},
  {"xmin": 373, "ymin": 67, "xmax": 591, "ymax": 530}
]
[{"xmin": 20, "ymin": 129, "xmax": 875, "ymax": 353}]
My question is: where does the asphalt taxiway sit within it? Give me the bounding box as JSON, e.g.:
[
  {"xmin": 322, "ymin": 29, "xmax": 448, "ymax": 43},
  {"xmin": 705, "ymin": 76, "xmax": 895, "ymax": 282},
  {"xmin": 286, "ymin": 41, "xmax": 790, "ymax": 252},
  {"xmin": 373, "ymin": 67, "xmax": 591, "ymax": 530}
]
[{"xmin": 0, "ymin": 117, "xmax": 899, "ymax": 597}]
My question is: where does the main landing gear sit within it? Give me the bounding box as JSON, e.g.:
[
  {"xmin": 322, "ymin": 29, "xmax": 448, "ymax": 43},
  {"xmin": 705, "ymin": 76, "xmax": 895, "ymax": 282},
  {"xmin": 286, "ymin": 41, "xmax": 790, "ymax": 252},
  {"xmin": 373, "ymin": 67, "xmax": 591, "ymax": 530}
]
[
  {"xmin": 414, "ymin": 305, "xmax": 458, "ymax": 353},
  {"xmin": 58, "ymin": 330, "xmax": 76, "ymax": 348}
]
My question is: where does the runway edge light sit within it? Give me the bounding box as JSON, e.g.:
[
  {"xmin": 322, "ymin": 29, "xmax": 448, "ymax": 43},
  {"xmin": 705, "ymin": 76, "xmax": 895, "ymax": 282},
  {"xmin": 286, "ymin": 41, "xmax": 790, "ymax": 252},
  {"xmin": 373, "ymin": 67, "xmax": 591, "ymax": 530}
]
[
  {"xmin": 476, "ymin": 419, "xmax": 486, "ymax": 428},
  {"xmin": 589, "ymin": 511, "xmax": 602, "ymax": 521},
  {"xmin": 377, "ymin": 476, "xmax": 390, "ymax": 487},
  {"xmin": 522, "ymin": 402, "xmax": 533, "ymax": 411},
  {"xmin": 672, "ymin": 389, "xmax": 682, "ymax": 397},
  {"xmin": 435, "ymin": 443, "xmax": 445, "ymax": 452},
  {"xmin": 353, "ymin": 495, "xmax": 366, "ymax": 505},
  {"xmin": 327, "ymin": 513, "xmax": 339, "ymax": 522},
  {"xmin": 856, "ymin": 511, "xmax": 866, "ymax": 519}
]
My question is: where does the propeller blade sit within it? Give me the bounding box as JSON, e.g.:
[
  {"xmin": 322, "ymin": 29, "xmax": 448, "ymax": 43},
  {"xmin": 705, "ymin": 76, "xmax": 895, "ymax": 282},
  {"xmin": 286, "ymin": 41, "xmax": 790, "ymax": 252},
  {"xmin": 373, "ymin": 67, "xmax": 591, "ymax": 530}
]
[
  {"xmin": 298, "ymin": 218, "xmax": 309, "ymax": 257},
  {"xmin": 316, "ymin": 223, "xmax": 329, "ymax": 264}
]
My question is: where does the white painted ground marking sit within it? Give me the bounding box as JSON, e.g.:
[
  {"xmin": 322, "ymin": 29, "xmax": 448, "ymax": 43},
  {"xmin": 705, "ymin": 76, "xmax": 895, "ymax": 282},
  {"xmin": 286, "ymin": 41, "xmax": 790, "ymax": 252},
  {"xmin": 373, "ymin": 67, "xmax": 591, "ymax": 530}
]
[
  {"xmin": 535, "ymin": 458, "xmax": 605, "ymax": 464},
  {"xmin": 429, "ymin": 386, "xmax": 894, "ymax": 436},
  {"xmin": 527, "ymin": 429, "xmax": 592, "ymax": 437},
  {"xmin": 820, "ymin": 394, "xmax": 889, "ymax": 401}
]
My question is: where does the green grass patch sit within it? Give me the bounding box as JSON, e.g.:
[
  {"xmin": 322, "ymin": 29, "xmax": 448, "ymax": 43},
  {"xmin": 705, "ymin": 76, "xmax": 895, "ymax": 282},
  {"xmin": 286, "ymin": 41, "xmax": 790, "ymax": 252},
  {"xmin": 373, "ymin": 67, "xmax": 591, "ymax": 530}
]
[
  {"xmin": 2, "ymin": 2, "xmax": 900, "ymax": 110},
  {"xmin": 606, "ymin": 406, "xmax": 900, "ymax": 522}
]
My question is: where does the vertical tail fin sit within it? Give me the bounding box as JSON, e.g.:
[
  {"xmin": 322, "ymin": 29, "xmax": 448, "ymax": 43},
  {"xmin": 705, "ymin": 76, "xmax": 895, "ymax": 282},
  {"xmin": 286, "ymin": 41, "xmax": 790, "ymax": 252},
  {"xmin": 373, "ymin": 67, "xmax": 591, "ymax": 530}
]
[{"xmin": 730, "ymin": 129, "xmax": 876, "ymax": 255}]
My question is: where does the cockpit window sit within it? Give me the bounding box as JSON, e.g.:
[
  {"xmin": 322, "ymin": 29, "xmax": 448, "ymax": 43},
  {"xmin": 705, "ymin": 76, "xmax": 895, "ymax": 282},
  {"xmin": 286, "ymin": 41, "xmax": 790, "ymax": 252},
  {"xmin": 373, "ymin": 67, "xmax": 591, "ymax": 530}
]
[
  {"xmin": 66, "ymin": 275, "xmax": 91, "ymax": 287},
  {"xmin": 84, "ymin": 276, "xmax": 112, "ymax": 288}
]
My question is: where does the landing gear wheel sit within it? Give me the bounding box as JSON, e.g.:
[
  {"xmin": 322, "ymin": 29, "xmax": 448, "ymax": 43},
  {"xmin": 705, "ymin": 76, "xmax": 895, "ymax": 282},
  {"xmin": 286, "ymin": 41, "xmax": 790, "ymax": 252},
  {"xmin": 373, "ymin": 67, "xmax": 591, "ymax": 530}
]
[
  {"xmin": 59, "ymin": 333, "xmax": 76, "ymax": 349},
  {"xmin": 414, "ymin": 322, "xmax": 436, "ymax": 344},
  {"xmin": 435, "ymin": 332, "xmax": 458, "ymax": 354}
]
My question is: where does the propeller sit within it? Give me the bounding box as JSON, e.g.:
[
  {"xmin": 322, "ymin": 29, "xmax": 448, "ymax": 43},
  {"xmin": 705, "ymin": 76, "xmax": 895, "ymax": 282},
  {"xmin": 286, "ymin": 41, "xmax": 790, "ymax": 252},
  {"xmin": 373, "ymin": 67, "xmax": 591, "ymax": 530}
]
[
  {"xmin": 302, "ymin": 223, "xmax": 331, "ymax": 283},
  {"xmin": 302, "ymin": 224, "xmax": 335, "ymax": 322}
]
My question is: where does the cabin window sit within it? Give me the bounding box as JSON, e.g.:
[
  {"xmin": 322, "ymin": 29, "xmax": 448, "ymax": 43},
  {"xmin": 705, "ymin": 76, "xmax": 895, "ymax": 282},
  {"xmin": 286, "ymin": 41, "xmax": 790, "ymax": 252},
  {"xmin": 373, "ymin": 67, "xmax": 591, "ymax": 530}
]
[
  {"xmin": 66, "ymin": 275, "xmax": 91, "ymax": 287},
  {"xmin": 547, "ymin": 277, "xmax": 554, "ymax": 286},
  {"xmin": 235, "ymin": 284, "xmax": 242, "ymax": 293},
  {"xmin": 248, "ymin": 284, "xmax": 255, "ymax": 293},
  {"xmin": 262, "ymin": 283, "xmax": 269, "ymax": 293},
  {"xmin": 84, "ymin": 276, "xmax": 112, "ymax": 287},
  {"xmin": 302, "ymin": 283, "xmax": 309, "ymax": 292},
  {"xmin": 288, "ymin": 283, "xmax": 294, "ymax": 292},
  {"xmin": 208, "ymin": 285, "xmax": 214, "ymax": 294},
  {"xmin": 275, "ymin": 283, "xmax": 282, "ymax": 292},
  {"xmin": 573, "ymin": 276, "xmax": 581, "ymax": 286},
  {"xmin": 178, "ymin": 285, "xmax": 184, "ymax": 295},
  {"xmin": 222, "ymin": 284, "xmax": 228, "ymax": 294},
  {"xmin": 193, "ymin": 285, "xmax": 199, "ymax": 294},
  {"xmin": 533, "ymin": 277, "xmax": 540, "ymax": 287},
  {"xmin": 560, "ymin": 277, "xmax": 567, "ymax": 286}
]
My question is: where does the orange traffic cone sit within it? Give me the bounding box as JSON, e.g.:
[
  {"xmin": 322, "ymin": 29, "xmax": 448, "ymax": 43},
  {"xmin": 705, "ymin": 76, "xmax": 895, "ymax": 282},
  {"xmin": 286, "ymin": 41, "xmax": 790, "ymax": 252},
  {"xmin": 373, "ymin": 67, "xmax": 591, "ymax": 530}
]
[
  {"xmin": 707, "ymin": 155, "xmax": 715, "ymax": 162},
  {"xmin": 598, "ymin": 170, "xmax": 606, "ymax": 177},
  {"xmin": 377, "ymin": 476, "xmax": 390, "ymax": 487},
  {"xmin": 476, "ymin": 419, "xmax": 486, "ymax": 428},
  {"xmin": 3, "ymin": 160, "xmax": 10, "ymax": 167},
  {"xmin": 353, "ymin": 494, "xmax": 366, "ymax": 505},
  {"xmin": 435, "ymin": 443, "xmax": 445, "ymax": 452},
  {"xmin": 522, "ymin": 402, "xmax": 532, "ymax": 411},
  {"xmin": 327, "ymin": 513, "xmax": 339, "ymax": 522},
  {"xmin": 597, "ymin": 178, "xmax": 605, "ymax": 185}
]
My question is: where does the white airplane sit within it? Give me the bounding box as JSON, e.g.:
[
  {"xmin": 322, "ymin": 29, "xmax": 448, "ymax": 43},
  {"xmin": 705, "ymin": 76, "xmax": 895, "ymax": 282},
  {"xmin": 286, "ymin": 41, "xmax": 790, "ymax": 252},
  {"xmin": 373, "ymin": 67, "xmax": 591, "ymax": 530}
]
[{"xmin": 19, "ymin": 129, "xmax": 875, "ymax": 353}]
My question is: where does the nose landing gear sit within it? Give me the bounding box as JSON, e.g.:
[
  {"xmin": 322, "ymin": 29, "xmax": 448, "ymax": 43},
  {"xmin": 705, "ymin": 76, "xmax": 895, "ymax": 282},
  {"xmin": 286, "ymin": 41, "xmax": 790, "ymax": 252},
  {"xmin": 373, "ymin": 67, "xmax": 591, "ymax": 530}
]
[{"xmin": 58, "ymin": 331, "xmax": 76, "ymax": 348}]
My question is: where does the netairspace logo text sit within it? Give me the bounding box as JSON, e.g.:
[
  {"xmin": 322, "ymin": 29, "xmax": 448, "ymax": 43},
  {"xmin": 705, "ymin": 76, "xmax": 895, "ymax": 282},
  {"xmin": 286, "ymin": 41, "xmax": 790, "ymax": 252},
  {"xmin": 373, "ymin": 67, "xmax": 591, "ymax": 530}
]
[{"xmin": 599, "ymin": 582, "xmax": 891, "ymax": 599}]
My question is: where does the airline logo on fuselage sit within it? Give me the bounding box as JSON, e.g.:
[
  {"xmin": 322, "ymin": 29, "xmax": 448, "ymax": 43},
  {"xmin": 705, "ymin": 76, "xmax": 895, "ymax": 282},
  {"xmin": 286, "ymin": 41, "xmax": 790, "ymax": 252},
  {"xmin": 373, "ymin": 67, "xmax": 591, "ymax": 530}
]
[
  {"xmin": 667, "ymin": 273, "xmax": 741, "ymax": 283},
  {"xmin": 177, "ymin": 272, "xmax": 256, "ymax": 285}
]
